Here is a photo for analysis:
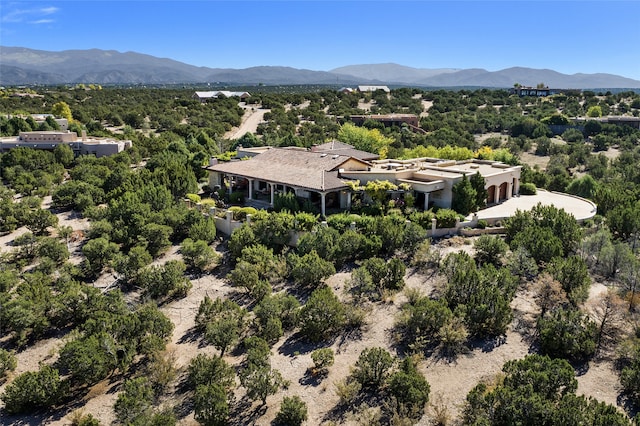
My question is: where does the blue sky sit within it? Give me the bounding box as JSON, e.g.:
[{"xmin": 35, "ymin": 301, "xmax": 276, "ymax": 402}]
[{"xmin": 2, "ymin": 1, "xmax": 639, "ymax": 80}]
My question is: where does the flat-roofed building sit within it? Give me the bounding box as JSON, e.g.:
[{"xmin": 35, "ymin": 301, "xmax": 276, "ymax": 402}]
[{"xmin": 0, "ymin": 131, "xmax": 132, "ymax": 157}]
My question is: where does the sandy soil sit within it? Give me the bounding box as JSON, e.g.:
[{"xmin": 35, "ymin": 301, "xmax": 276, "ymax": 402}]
[
  {"xmin": 0, "ymin": 223, "xmax": 631, "ymax": 425},
  {"xmin": 224, "ymin": 106, "xmax": 268, "ymax": 140}
]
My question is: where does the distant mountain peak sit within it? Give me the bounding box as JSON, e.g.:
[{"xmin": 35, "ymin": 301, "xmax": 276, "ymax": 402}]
[{"xmin": 1, "ymin": 46, "xmax": 639, "ymax": 88}]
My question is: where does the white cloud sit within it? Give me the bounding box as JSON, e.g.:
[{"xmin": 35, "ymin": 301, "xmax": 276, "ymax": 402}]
[{"xmin": 1, "ymin": 5, "xmax": 59, "ymax": 24}]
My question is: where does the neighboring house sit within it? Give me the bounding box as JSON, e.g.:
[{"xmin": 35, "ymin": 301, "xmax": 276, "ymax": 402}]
[
  {"xmin": 31, "ymin": 114, "xmax": 69, "ymax": 131},
  {"xmin": 574, "ymin": 116, "xmax": 640, "ymax": 130},
  {"xmin": 349, "ymin": 114, "xmax": 425, "ymax": 133},
  {"xmin": 193, "ymin": 91, "xmax": 251, "ymax": 102},
  {"xmin": 357, "ymin": 85, "xmax": 390, "ymax": 93},
  {"xmin": 206, "ymin": 146, "xmax": 522, "ymax": 215},
  {"xmin": 0, "ymin": 131, "xmax": 132, "ymax": 157},
  {"xmin": 338, "ymin": 87, "xmax": 355, "ymax": 94}
]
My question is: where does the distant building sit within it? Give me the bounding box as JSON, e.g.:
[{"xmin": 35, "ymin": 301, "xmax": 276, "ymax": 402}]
[
  {"xmin": 357, "ymin": 85, "xmax": 390, "ymax": 93},
  {"xmin": 338, "ymin": 87, "xmax": 355, "ymax": 94},
  {"xmin": 574, "ymin": 116, "xmax": 640, "ymax": 130},
  {"xmin": 0, "ymin": 131, "xmax": 132, "ymax": 157},
  {"xmin": 349, "ymin": 114, "xmax": 423, "ymax": 133},
  {"xmin": 193, "ymin": 91, "xmax": 251, "ymax": 102},
  {"xmin": 510, "ymin": 86, "xmax": 563, "ymax": 97},
  {"xmin": 31, "ymin": 114, "xmax": 68, "ymax": 131}
]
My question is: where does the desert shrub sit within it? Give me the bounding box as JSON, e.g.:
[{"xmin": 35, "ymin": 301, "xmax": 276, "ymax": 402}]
[
  {"xmin": 351, "ymin": 347, "xmax": 394, "ymax": 389},
  {"xmin": 1, "ymin": 364, "xmax": 67, "ymax": 414},
  {"xmin": 287, "ymin": 250, "xmax": 336, "ymax": 289},
  {"xmin": 113, "ymin": 377, "xmax": 154, "ymax": 425},
  {"xmin": 435, "ymin": 209, "xmax": 459, "ymax": 228},
  {"xmin": 473, "ymin": 235, "xmax": 508, "ymax": 266},
  {"xmin": 194, "ymin": 383, "xmax": 230, "ymax": 426},
  {"xmin": 0, "ymin": 348, "xmax": 17, "ymax": 380},
  {"xmin": 387, "ymin": 357, "xmax": 431, "ymax": 420},
  {"xmin": 538, "ymin": 308, "xmax": 597, "ymax": 361},
  {"xmin": 187, "ymin": 353, "xmax": 235, "ymax": 390},
  {"xmin": 547, "ymin": 255, "xmax": 591, "ymax": 306},
  {"xmin": 310, "ymin": 348, "xmax": 335, "ymax": 376},
  {"xmin": 519, "ymin": 182, "xmax": 537, "ymax": 195},
  {"xmin": 299, "ymin": 286, "xmax": 346, "ymax": 343},
  {"xmin": 275, "ymin": 395, "xmax": 308, "ymax": 426}
]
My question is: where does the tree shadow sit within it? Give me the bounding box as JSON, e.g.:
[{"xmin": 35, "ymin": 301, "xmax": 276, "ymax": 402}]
[
  {"xmin": 177, "ymin": 325, "xmax": 201, "ymax": 345},
  {"xmin": 616, "ymin": 392, "xmax": 639, "ymax": 420},
  {"xmin": 229, "ymin": 395, "xmax": 267, "ymax": 426},
  {"xmin": 468, "ymin": 334, "xmax": 507, "ymax": 353},
  {"xmin": 278, "ymin": 331, "xmax": 331, "ymax": 357},
  {"xmin": 299, "ymin": 368, "xmax": 324, "ymax": 387}
]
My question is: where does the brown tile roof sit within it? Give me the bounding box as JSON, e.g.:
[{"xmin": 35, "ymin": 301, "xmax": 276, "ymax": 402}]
[
  {"xmin": 311, "ymin": 140, "xmax": 380, "ymax": 161},
  {"xmin": 206, "ymin": 148, "xmax": 365, "ymax": 192}
]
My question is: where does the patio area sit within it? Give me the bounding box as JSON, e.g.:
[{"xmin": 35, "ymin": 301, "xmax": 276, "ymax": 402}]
[{"xmin": 469, "ymin": 189, "xmax": 597, "ymax": 223}]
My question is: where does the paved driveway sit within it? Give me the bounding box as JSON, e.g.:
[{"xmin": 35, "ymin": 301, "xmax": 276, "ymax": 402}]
[{"xmin": 471, "ymin": 190, "xmax": 597, "ymax": 222}]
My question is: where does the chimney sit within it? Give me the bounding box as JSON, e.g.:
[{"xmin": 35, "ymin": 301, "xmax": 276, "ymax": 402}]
[
  {"xmin": 81, "ymin": 130, "xmax": 87, "ymax": 141},
  {"xmin": 209, "ymin": 157, "xmax": 218, "ymax": 166}
]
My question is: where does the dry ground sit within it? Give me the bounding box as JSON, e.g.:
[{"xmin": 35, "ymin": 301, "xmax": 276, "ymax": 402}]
[{"xmin": 0, "ymin": 217, "xmax": 630, "ymax": 425}]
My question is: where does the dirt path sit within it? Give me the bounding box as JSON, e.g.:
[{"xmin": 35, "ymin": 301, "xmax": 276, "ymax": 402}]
[{"xmin": 224, "ymin": 106, "xmax": 268, "ymax": 140}]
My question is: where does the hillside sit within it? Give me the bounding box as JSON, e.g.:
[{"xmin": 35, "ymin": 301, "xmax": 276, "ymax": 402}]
[{"xmin": 2, "ymin": 46, "xmax": 640, "ymax": 88}]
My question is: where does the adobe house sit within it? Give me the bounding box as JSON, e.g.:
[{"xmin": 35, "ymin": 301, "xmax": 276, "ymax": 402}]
[
  {"xmin": 206, "ymin": 147, "xmax": 371, "ymax": 216},
  {"xmin": 340, "ymin": 158, "xmax": 521, "ymax": 210},
  {"xmin": 206, "ymin": 146, "xmax": 522, "ymax": 215}
]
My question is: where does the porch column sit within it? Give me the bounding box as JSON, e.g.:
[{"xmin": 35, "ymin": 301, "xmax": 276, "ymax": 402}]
[
  {"xmin": 494, "ymin": 186, "xmax": 500, "ymax": 204},
  {"xmin": 513, "ymin": 178, "xmax": 520, "ymax": 195},
  {"xmin": 270, "ymin": 183, "xmax": 275, "ymax": 206},
  {"xmin": 507, "ymin": 181, "xmax": 513, "ymax": 199},
  {"xmin": 320, "ymin": 192, "xmax": 327, "ymax": 217},
  {"xmin": 347, "ymin": 191, "xmax": 352, "ymax": 209},
  {"xmin": 228, "ymin": 175, "xmax": 232, "ymax": 195},
  {"xmin": 423, "ymin": 192, "xmax": 430, "ymax": 210},
  {"xmin": 248, "ymin": 178, "xmax": 254, "ymax": 200}
]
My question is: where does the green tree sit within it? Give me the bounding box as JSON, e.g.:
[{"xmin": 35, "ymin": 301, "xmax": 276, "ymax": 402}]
[
  {"xmin": 469, "ymin": 171, "xmax": 488, "ymax": 209},
  {"xmin": 0, "ymin": 348, "xmax": 17, "ymax": 380},
  {"xmin": 538, "ymin": 308, "xmax": 597, "ymax": 361},
  {"xmin": 82, "ymin": 237, "xmax": 119, "ymax": 277},
  {"xmin": 387, "ymin": 357, "xmax": 431, "ymax": 420},
  {"xmin": 240, "ymin": 365, "xmax": 285, "ymax": 405},
  {"xmin": 338, "ymin": 122, "xmax": 393, "ymax": 156},
  {"xmin": 587, "ymin": 105, "xmax": 603, "ymax": 117},
  {"xmin": 181, "ymin": 238, "xmax": 218, "ymax": 272},
  {"xmin": 187, "ymin": 353, "xmax": 235, "ymax": 390},
  {"xmin": 1, "ymin": 364, "xmax": 66, "ymax": 414},
  {"xmin": 351, "ymin": 347, "xmax": 394, "ymax": 389},
  {"xmin": 25, "ymin": 208, "xmax": 59, "ymax": 236},
  {"xmin": 299, "ymin": 286, "xmax": 346, "ymax": 343},
  {"xmin": 194, "ymin": 383, "xmax": 230, "ymax": 426},
  {"xmin": 287, "ymin": 250, "xmax": 335, "ymax": 288},
  {"xmin": 113, "ymin": 377, "xmax": 154, "ymax": 425},
  {"xmin": 57, "ymin": 332, "xmax": 119, "ymax": 386},
  {"xmin": 196, "ymin": 297, "xmax": 246, "ymax": 356},
  {"xmin": 452, "ymin": 174, "xmax": 477, "ymax": 215},
  {"xmin": 473, "ymin": 235, "xmax": 508, "ymax": 266},
  {"xmin": 275, "ymin": 395, "xmax": 308, "ymax": 426}
]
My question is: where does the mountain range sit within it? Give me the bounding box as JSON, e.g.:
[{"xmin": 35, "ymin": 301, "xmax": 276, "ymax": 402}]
[{"xmin": 2, "ymin": 46, "xmax": 640, "ymax": 89}]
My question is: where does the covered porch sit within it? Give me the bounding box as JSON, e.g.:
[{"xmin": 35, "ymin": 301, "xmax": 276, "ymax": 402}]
[{"xmin": 211, "ymin": 172, "xmax": 351, "ymax": 217}]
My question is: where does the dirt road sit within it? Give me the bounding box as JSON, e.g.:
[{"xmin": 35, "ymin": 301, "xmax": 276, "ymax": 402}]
[{"xmin": 224, "ymin": 106, "xmax": 268, "ymax": 140}]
